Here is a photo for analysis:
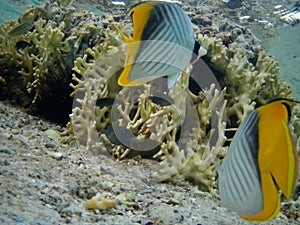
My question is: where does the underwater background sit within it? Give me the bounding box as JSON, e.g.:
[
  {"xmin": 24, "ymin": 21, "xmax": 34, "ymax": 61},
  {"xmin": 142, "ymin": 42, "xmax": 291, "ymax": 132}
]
[{"xmin": 0, "ymin": 0, "xmax": 300, "ymax": 224}]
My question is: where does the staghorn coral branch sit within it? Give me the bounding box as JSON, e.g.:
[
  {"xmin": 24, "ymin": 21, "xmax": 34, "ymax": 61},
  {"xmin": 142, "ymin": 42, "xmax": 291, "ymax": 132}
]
[
  {"xmin": 198, "ymin": 97, "xmax": 227, "ymax": 171},
  {"xmin": 153, "ymin": 84, "xmax": 227, "ymax": 191}
]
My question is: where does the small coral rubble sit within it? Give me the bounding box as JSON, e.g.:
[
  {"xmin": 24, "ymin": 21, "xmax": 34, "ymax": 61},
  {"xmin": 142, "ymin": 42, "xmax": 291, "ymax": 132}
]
[{"xmin": 86, "ymin": 193, "xmax": 117, "ymax": 210}]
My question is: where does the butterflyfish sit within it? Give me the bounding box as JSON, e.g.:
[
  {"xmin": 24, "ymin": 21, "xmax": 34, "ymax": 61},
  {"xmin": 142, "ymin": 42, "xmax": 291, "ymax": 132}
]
[
  {"xmin": 116, "ymin": 1, "xmax": 201, "ymax": 88},
  {"xmin": 218, "ymin": 99, "xmax": 299, "ymax": 221}
]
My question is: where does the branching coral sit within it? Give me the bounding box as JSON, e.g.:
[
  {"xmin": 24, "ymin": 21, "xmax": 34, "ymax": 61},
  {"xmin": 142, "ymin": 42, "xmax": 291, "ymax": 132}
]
[
  {"xmin": 1, "ymin": 4, "xmax": 71, "ymax": 104},
  {"xmin": 0, "ymin": 1, "xmax": 110, "ymax": 123},
  {"xmin": 70, "ymin": 44, "xmax": 123, "ymax": 153},
  {"xmin": 198, "ymin": 34, "xmax": 294, "ymax": 125},
  {"xmin": 69, "ymin": 16, "xmax": 300, "ymax": 192},
  {"xmin": 153, "ymin": 84, "xmax": 228, "ymax": 192},
  {"xmin": 197, "ymin": 34, "xmax": 300, "ymax": 184},
  {"xmin": 24, "ymin": 19, "xmax": 69, "ymax": 103},
  {"xmin": 69, "ymin": 19, "xmax": 127, "ymax": 147},
  {"xmin": 70, "ymin": 40, "xmax": 228, "ymax": 191}
]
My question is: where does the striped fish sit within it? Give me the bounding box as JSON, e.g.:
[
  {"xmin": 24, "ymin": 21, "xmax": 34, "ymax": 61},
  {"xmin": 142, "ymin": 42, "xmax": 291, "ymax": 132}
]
[
  {"xmin": 117, "ymin": 1, "xmax": 200, "ymax": 88},
  {"xmin": 218, "ymin": 99, "xmax": 299, "ymax": 221}
]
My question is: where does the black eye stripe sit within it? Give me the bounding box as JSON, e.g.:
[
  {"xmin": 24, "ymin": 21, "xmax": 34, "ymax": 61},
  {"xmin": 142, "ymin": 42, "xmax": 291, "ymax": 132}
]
[{"xmin": 281, "ymin": 102, "xmax": 292, "ymax": 122}]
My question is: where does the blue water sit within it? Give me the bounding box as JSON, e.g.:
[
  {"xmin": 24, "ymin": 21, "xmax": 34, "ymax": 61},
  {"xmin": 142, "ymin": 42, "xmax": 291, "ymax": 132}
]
[
  {"xmin": 0, "ymin": 0, "xmax": 103, "ymax": 24},
  {"xmin": 263, "ymin": 24, "xmax": 300, "ymax": 100},
  {"xmin": 0, "ymin": 0, "xmax": 43, "ymax": 23}
]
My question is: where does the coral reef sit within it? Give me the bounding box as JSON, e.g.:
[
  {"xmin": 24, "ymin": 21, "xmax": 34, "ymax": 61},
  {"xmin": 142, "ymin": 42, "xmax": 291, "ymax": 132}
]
[
  {"xmin": 70, "ymin": 42, "xmax": 124, "ymax": 152},
  {"xmin": 70, "ymin": 30, "xmax": 228, "ymax": 191},
  {"xmin": 0, "ymin": 0, "xmax": 110, "ymax": 123},
  {"xmin": 197, "ymin": 34, "xmax": 295, "ymax": 125},
  {"xmin": 1, "ymin": 0, "xmax": 299, "ymax": 194},
  {"xmin": 68, "ymin": 4, "xmax": 300, "ymax": 192},
  {"xmin": 71, "ymin": 21, "xmax": 300, "ymax": 190},
  {"xmin": 153, "ymin": 84, "xmax": 228, "ymax": 193}
]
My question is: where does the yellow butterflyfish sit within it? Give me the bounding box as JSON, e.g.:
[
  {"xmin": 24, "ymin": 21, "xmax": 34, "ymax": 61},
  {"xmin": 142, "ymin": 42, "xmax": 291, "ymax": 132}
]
[
  {"xmin": 218, "ymin": 99, "xmax": 299, "ymax": 221},
  {"xmin": 116, "ymin": 1, "xmax": 201, "ymax": 88}
]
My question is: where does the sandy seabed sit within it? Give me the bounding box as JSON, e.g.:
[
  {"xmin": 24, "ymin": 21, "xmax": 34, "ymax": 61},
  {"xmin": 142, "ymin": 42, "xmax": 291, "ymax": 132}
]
[{"xmin": 0, "ymin": 101, "xmax": 299, "ymax": 224}]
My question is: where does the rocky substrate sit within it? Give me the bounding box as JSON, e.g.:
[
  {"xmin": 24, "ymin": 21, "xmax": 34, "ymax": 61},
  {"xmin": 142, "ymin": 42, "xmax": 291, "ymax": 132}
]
[{"xmin": 0, "ymin": 101, "xmax": 299, "ymax": 224}]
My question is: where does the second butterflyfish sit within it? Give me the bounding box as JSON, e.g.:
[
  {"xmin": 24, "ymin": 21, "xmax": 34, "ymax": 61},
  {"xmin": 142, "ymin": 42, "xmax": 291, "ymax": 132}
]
[
  {"xmin": 116, "ymin": 1, "xmax": 202, "ymax": 88},
  {"xmin": 218, "ymin": 99, "xmax": 299, "ymax": 221}
]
